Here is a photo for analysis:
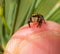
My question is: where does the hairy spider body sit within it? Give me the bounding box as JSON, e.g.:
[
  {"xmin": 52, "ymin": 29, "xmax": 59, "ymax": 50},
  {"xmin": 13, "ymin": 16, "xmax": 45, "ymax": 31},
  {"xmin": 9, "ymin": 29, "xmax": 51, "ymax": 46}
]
[{"xmin": 28, "ymin": 14, "xmax": 45, "ymax": 27}]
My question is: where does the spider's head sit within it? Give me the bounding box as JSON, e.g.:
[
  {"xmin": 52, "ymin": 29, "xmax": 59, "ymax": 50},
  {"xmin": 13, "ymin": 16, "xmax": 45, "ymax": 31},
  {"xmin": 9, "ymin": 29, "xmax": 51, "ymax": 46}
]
[{"xmin": 31, "ymin": 14, "xmax": 44, "ymax": 22}]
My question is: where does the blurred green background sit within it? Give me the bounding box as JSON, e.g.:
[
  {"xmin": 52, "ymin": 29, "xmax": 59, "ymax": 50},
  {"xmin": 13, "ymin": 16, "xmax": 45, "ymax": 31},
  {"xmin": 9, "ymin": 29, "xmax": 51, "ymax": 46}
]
[{"xmin": 0, "ymin": 0, "xmax": 60, "ymax": 53}]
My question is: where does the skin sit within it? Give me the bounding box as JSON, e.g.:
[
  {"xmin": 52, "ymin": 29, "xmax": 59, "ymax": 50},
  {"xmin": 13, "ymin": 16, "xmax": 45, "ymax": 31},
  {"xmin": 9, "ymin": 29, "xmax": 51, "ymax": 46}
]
[{"xmin": 4, "ymin": 21, "xmax": 60, "ymax": 54}]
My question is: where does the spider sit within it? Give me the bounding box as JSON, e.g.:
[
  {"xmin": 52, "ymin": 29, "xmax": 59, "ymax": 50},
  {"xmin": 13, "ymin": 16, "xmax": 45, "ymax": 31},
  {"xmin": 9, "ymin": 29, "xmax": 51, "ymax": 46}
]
[{"xmin": 28, "ymin": 14, "xmax": 45, "ymax": 27}]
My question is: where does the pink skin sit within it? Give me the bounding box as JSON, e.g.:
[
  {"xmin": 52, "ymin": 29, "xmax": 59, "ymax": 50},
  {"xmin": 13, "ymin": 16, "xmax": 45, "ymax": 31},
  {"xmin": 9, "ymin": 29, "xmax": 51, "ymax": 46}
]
[{"xmin": 4, "ymin": 21, "xmax": 60, "ymax": 54}]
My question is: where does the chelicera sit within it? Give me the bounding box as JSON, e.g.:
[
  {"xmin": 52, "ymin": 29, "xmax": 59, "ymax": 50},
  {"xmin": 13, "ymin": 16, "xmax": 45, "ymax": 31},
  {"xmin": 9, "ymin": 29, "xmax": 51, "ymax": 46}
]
[{"xmin": 28, "ymin": 14, "xmax": 45, "ymax": 27}]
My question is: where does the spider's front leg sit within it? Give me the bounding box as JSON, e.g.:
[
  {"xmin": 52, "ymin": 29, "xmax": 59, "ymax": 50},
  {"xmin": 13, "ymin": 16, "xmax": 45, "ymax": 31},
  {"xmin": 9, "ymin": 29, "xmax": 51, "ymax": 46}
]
[
  {"xmin": 37, "ymin": 18, "xmax": 46, "ymax": 27},
  {"xmin": 28, "ymin": 17, "xmax": 32, "ymax": 27},
  {"xmin": 28, "ymin": 20, "xmax": 31, "ymax": 27},
  {"xmin": 37, "ymin": 19, "xmax": 42, "ymax": 27}
]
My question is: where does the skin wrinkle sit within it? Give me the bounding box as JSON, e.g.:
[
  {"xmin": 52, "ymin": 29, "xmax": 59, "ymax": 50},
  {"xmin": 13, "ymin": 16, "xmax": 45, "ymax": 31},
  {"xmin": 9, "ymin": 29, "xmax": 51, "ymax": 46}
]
[
  {"xmin": 11, "ymin": 31, "xmax": 60, "ymax": 54},
  {"xmin": 12, "ymin": 31, "xmax": 60, "ymax": 40},
  {"xmin": 4, "ymin": 32, "xmax": 60, "ymax": 54},
  {"xmin": 30, "ymin": 31, "xmax": 60, "ymax": 39}
]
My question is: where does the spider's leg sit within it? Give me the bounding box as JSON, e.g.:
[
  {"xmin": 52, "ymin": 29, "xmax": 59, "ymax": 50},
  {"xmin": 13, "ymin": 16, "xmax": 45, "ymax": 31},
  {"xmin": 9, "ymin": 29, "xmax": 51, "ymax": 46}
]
[
  {"xmin": 30, "ymin": 17, "xmax": 32, "ymax": 22},
  {"xmin": 28, "ymin": 20, "xmax": 31, "ymax": 27},
  {"xmin": 28, "ymin": 17, "xmax": 32, "ymax": 27},
  {"xmin": 37, "ymin": 20, "xmax": 42, "ymax": 27}
]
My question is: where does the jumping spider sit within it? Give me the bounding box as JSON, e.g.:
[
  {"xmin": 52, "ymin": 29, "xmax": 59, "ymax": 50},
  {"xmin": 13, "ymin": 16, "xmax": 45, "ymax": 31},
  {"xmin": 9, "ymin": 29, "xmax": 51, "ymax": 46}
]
[{"xmin": 28, "ymin": 14, "xmax": 45, "ymax": 27}]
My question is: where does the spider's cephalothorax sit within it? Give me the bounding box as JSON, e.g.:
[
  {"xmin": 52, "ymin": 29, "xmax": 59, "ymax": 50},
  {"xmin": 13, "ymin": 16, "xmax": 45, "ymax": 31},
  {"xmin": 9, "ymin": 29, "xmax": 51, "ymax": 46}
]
[{"xmin": 28, "ymin": 14, "xmax": 45, "ymax": 27}]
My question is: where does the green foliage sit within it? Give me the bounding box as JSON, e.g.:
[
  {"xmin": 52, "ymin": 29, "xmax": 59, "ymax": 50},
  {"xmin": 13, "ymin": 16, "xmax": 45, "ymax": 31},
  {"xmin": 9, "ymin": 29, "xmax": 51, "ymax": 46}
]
[{"xmin": 0, "ymin": 0, "xmax": 60, "ymax": 53}]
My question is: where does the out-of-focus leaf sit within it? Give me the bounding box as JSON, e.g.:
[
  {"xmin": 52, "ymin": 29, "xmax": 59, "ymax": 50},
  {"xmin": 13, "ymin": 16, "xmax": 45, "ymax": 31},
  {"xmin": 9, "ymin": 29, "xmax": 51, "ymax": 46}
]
[
  {"xmin": 5, "ymin": 0, "xmax": 17, "ymax": 29},
  {"xmin": 53, "ymin": 8, "xmax": 60, "ymax": 23},
  {"xmin": 45, "ymin": 2, "xmax": 60, "ymax": 19},
  {"xmin": 12, "ymin": 0, "xmax": 36, "ymax": 33},
  {"xmin": 0, "ymin": 17, "xmax": 2, "ymax": 46},
  {"xmin": 0, "ymin": 17, "xmax": 4, "ymax": 52},
  {"xmin": 1, "ymin": 16, "xmax": 10, "ymax": 35},
  {"xmin": 34, "ymin": 0, "xmax": 60, "ymax": 21},
  {"xmin": 45, "ymin": 2, "xmax": 60, "ymax": 23},
  {"xmin": 35, "ymin": 0, "xmax": 41, "ymax": 8},
  {"xmin": 0, "ymin": 0, "xmax": 10, "ymax": 49},
  {"xmin": 34, "ymin": 0, "xmax": 59, "ymax": 18},
  {"xmin": 0, "ymin": 17, "xmax": 9, "ymax": 49},
  {"xmin": 5, "ymin": 0, "xmax": 18, "ymax": 37}
]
